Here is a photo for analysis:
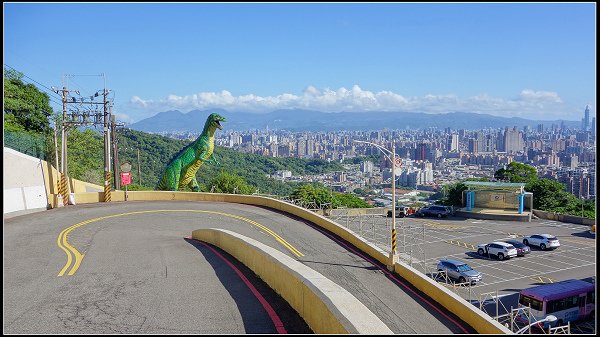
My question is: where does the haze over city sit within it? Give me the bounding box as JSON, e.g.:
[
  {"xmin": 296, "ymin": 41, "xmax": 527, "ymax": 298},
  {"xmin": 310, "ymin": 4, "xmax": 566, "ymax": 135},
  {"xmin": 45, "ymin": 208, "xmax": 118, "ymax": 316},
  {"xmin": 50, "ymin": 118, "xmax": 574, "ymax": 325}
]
[{"xmin": 4, "ymin": 2, "xmax": 596, "ymax": 124}]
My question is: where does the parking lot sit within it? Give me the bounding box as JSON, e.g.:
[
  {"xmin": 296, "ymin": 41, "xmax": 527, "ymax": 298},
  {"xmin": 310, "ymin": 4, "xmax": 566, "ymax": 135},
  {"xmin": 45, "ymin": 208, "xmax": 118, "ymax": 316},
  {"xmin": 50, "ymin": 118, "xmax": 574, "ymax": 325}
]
[{"xmin": 327, "ymin": 212, "xmax": 596, "ymax": 333}]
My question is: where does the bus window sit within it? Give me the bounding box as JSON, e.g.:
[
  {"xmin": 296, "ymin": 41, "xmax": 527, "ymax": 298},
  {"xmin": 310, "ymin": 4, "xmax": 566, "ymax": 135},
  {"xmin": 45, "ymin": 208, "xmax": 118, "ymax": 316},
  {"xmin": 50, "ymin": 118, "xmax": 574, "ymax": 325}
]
[
  {"xmin": 519, "ymin": 295, "xmax": 543, "ymax": 311},
  {"xmin": 587, "ymin": 291, "xmax": 595, "ymax": 304},
  {"xmin": 548, "ymin": 296, "xmax": 579, "ymax": 314}
]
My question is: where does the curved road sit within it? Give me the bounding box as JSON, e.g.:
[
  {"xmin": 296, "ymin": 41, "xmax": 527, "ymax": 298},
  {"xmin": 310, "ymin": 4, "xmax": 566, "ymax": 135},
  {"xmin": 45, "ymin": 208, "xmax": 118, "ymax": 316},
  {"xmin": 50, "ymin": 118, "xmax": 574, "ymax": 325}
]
[{"xmin": 4, "ymin": 200, "xmax": 475, "ymax": 334}]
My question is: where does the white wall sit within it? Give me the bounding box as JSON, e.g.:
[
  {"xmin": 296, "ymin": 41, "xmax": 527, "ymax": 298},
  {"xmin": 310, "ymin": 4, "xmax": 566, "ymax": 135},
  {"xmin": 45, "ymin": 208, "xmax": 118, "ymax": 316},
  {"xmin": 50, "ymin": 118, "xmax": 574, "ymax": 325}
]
[{"xmin": 3, "ymin": 147, "xmax": 49, "ymax": 215}]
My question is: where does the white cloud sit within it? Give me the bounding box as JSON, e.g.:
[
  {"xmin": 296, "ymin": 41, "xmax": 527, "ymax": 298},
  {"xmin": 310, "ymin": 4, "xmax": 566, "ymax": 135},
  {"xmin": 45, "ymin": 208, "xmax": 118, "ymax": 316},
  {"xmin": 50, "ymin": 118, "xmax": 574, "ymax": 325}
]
[
  {"xmin": 129, "ymin": 85, "xmax": 572, "ymax": 120},
  {"xmin": 519, "ymin": 89, "xmax": 562, "ymax": 103}
]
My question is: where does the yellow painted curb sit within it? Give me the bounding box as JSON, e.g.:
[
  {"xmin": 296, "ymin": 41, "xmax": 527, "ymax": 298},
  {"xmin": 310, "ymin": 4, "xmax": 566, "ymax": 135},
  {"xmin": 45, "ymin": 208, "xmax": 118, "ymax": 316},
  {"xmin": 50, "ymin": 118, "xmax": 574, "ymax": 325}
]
[{"xmin": 192, "ymin": 228, "xmax": 393, "ymax": 334}]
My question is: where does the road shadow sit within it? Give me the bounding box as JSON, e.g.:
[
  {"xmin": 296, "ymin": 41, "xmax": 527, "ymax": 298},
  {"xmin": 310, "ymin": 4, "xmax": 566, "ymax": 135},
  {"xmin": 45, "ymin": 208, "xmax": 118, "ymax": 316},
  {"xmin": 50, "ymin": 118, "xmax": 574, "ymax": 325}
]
[
  {"xmin": 571, "ymin": 231, "xmax": 595, "ymax": 239},
  {"xmin": 464, "ymin": 251, "xmax": 493, "ymax": 261},
  {"xmin": 184, "ymin": 238, "xmax": 313, "ymax": 334}
]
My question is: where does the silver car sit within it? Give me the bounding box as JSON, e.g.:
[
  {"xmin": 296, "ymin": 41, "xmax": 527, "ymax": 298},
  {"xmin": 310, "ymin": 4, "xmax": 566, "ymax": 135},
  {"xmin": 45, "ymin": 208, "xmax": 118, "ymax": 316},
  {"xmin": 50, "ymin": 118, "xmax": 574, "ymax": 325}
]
[
  {"xmin": 436, "ymin": 259, "xmax": 482, "ymax": 284},
  {"xmin": 523, "ymin": 234, "xmax": 560, "ymax": 250}
]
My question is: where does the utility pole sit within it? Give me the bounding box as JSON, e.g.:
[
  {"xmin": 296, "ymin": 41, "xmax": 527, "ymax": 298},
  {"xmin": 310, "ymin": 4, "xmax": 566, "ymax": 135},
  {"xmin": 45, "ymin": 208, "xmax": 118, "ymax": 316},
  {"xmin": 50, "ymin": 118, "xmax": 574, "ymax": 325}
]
[
  {"xmin": 103, "ymin": 74, "xmax": 112, "ymax": 202},
  {"xmin": 111, "ymin": 114, "xmax": 120, "ymax": 189},
  {"xmin": 60, "ymin": 86, "xmax": 68, "ymax": 204},
  {"xmin": 52, "ymin": 74, "xmax": 114, "ymax": 205}
]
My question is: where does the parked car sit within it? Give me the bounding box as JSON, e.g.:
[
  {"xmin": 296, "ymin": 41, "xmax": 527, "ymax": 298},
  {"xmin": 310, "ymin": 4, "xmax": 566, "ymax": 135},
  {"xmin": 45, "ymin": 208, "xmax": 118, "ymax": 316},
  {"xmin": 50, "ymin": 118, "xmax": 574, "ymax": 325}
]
[
  {"xmin": 387, "ymin": 206, "xmax": 410, "ymax": 218},
  {"xmin": 416, "ymin": 205, "xmax": 451, "ymax": 218},
  {"xmin": 436, "ymin": 259, "xmax": 482, "ymax": 284},
  {"xmin": 523, "ymin": 234, "xmax": 560, "ymax": 250},
  {"xmin": 477, "ymin": 241, "xmax": 518, "ymax": 260},
  {"xmin": 502, "ymin": 239, "xmax": 531, "ymax": 256}
]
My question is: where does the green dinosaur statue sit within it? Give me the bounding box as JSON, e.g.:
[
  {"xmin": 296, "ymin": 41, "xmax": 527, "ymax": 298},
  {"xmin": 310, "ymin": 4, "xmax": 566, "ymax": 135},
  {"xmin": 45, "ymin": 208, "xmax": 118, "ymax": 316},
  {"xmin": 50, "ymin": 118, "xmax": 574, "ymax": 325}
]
[{"xmin": 156, "ymin": 113, "xmax": 226, "ymax": 191}]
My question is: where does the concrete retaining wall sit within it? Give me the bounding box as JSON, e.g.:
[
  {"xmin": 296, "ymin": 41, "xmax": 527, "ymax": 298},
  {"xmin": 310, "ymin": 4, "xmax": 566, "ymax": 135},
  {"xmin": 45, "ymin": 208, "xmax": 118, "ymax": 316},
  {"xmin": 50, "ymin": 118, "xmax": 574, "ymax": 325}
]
[
  {"xmin": 192, "ymin": 228, "xmax": 392, "ymax": 334},
  {"xmin": 532, "ymin": 209, "xmax": 595, "ymax": 226},
  {"xmin": 4, "ymin": 147, "xmax": 49, "ymax": 215},
  {"xmin": 4, "ymin": 147, "xmax": 105, "ymax": 217}
]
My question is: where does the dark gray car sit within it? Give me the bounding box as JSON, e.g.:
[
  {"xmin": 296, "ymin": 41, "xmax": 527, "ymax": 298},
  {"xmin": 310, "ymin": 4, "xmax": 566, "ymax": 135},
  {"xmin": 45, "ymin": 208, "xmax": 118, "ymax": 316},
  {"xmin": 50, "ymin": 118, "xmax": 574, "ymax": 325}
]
[{"xmin": 417, "ymin": 205, "xmax": 451, "ymax": 218}]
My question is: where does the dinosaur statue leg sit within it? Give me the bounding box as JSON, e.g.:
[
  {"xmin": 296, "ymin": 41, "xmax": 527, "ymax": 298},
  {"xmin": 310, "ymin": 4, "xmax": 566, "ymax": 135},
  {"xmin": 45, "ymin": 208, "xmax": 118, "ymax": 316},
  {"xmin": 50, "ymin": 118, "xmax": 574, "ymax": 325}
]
[
  {"xmin": 167, "ymin": 162, "xmax": 182, "ymax": 191},
  {"xmin": 188, "ymin": 176, "xmax": 200, "ymax": 192}
]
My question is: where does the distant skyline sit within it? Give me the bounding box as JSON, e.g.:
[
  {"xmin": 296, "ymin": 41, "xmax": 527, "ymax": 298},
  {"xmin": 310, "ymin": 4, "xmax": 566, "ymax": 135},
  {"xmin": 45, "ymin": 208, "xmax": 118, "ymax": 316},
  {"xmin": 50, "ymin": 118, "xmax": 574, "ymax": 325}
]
[{"xmin": 4, "ymin": 2, "xmax": 596, "ymax": 124}]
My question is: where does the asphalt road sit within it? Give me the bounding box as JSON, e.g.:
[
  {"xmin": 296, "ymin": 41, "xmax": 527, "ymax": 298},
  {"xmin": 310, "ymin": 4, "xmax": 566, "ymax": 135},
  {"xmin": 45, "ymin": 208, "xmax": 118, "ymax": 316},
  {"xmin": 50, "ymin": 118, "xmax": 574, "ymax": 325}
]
[{"xmin": 3, "ymin": 200, "xmax": 474, "ymax": 334}]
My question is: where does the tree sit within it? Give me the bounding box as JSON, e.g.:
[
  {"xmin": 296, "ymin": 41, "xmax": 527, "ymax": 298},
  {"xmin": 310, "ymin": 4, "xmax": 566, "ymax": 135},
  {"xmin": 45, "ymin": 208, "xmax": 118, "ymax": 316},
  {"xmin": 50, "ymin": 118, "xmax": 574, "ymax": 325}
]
[
  {"xmin": 290, "ymin": 184, "xmax": 333, "ymax": 207},
  {"xmin": 3, "ymin": 67, "xmax": 53, "ymax": 134},
  {"xmin": 494, "ymin": 161, "xmax": 537, "ymax": 184},
  {"xmin": 207, "ymin": 171, "xmax": 255, "ymax": 194},
  {"xmin": 290, "ymin": 183, "xmax": 372, "ymax": 208},
  {"xmin": 439, "ymin": 181, "xmax": 467, "ymax": 206}
]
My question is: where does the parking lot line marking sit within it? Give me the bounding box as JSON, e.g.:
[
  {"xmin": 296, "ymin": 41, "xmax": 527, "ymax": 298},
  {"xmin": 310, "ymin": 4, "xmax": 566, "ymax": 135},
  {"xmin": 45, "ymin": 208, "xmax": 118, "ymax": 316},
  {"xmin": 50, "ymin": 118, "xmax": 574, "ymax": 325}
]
[
  {"xmin": 530, "ymin": 276, "xmax": 554, "ymax": 283},
  {"xmin": 559, "ymin": 237, "xmax": 596, "ymax": 247},
  {"xmin": 444, "ymin": 240, "xmax": 477, "ymax": 251},
  {"xmin": 478, "ymin": 262, "xmax": 596, "ymax": 289}
]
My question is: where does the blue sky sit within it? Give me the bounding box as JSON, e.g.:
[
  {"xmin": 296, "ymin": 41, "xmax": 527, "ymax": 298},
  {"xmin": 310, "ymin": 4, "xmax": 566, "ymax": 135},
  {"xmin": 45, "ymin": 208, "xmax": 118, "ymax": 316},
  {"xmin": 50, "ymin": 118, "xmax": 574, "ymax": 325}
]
[{"xmin": 4, "ymin": 2, "xmax": 596, "ymax": 124}]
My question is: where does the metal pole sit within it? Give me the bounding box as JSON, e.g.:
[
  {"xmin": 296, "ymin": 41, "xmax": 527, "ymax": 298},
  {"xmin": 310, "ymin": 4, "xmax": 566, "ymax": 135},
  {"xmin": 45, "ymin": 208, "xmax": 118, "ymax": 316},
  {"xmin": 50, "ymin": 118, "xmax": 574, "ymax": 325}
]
[
  {"xmin": 60, "ymin": 86, "xmax": 68, "ymax": 203},
  {"xmin": 528, "ymin": 304, "xmax": 531, "ymax": 334},
  {"xmin": 111, "ymin": 115, "xmax": 120, "ymax": 189},
  {"xmin": 510, "ymin": 306, "xmax": 514, "ymax": 332},
  {"xmin": 390, "ymin": 142, "xmax": 397, "ymax": 269},
  {"xmin": 103, "ymin": 74, "xmax": 111, "ymax": 202},
  {"xmin": 496, "ymin": 290, "xmax": 499, "ymax": 320}
]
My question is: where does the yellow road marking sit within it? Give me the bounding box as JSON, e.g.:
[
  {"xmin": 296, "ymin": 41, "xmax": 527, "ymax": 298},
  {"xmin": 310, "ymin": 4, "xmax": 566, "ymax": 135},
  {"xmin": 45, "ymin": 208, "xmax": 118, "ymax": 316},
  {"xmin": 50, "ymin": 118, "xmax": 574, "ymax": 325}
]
[
  {"xmin": 445, "ymin": 240, "xmax": 476, "ymax": 251},
  {"xmin": 424, "ymin": 222, "xmax": 465, "ymax": 230},
  {"xmin": 530, "ymin": 276, "xmax": 554, "ymax": 283},
  {"xmin": 57, "ymin": 209, "xmax": 304, "ymax": 277}
]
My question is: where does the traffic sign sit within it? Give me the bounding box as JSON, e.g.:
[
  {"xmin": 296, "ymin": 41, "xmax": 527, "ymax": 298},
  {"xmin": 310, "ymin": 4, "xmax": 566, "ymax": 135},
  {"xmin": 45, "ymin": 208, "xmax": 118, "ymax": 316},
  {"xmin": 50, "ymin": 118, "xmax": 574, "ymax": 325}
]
[
  {"xmin": 120, "ymin": 161, "xmax": 132, "ymax": 173},
  {"xmin": 121, "ymin": 172, "xmax": 132, "ymax": 185}
]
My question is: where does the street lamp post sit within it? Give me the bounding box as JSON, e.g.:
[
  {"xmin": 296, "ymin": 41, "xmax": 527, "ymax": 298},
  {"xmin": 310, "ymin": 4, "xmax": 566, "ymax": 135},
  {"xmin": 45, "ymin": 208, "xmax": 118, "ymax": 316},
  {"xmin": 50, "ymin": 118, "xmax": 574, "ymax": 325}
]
[{"xmin": 354, "ymin": 140, "xmax": 400, "ymax": 269}]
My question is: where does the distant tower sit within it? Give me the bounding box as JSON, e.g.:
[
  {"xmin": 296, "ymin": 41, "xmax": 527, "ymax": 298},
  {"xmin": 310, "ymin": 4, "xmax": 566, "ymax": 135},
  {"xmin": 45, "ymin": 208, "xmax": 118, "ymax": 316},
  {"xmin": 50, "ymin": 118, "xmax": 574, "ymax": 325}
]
[{"xmin": 582, "ymin": 105, "xmax": 590, "ymax": 131}]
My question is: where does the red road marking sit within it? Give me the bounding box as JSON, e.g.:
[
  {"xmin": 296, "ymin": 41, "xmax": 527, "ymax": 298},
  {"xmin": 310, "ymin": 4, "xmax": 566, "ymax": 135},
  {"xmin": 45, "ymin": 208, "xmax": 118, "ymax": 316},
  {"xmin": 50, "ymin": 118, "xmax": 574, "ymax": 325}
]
[{"xmin": 190, "ymin": 238, "xmax": 287, "ymax": 334}]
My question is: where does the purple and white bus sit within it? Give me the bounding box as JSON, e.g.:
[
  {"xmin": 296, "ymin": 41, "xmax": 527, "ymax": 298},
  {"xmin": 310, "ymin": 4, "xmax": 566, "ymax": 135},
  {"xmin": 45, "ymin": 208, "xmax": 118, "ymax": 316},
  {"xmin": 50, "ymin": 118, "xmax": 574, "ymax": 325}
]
[{"xmin": 518, "ymin": 279, "xmax": 595, "ymax": 328}]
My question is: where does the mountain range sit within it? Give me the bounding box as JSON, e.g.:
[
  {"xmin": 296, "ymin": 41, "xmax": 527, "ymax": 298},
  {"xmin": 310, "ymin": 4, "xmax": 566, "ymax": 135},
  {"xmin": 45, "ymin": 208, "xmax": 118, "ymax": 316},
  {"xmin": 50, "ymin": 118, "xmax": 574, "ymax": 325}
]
[{"xmin": 128, "ymin": 109, "xmax": 581, "ymax": 133}]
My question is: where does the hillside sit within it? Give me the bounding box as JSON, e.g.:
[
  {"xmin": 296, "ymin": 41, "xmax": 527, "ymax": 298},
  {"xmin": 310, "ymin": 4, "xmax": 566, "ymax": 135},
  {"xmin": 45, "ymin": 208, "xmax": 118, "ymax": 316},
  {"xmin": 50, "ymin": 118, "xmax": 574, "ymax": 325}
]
[
  {"xmin": 114, "ymin": 128, "xmax": 343, "ymax": 195},
  {"xmin": 129, "ymin": 108, "xmax": 581, "ymax": 133}
]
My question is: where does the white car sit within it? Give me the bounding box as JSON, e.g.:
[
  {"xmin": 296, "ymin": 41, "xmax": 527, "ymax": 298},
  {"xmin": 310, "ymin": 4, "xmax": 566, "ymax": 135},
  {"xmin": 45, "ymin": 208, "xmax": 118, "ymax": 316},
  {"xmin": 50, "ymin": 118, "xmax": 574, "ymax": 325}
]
[
  {"xmin": 477, "ymin": 241, "xmax": 518, "ymax": 260},
  {"xmin": 523, "ymin": 234, "xmax": 560, "ymax": 250}
]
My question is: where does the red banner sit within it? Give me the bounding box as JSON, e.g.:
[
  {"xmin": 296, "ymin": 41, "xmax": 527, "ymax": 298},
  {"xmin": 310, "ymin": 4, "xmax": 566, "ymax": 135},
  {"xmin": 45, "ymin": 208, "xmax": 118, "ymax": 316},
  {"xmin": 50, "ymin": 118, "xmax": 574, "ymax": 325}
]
[{"xmin": 121, "ymin": 172, "xmax": 132, "ymax": 185}]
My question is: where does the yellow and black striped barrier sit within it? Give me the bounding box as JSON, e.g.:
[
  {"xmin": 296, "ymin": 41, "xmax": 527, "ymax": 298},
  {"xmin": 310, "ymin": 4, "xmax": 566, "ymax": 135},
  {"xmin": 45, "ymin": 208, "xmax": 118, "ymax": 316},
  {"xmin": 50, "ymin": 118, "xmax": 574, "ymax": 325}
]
[
  {"xmin": 58, "ymin": 172, "xmax": 68, "ymax": 207},
  {"xmin": 104, "ymin": 171, "xmax": 111, "ymax": 202},
  {"xmin": 391, "ymin": 227, "xmax": 397, "ymax": 253}
]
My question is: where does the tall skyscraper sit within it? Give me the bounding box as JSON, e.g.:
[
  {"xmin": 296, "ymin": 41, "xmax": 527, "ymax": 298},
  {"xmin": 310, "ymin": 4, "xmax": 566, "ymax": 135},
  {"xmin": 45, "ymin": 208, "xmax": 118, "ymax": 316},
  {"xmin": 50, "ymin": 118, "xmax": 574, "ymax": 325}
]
[
  {"xmin": 582, "ymin": 105, "xmax": 591, "ymax": 131},
  {"xmin": 504, "ymin": 127, "xmax": 524, "ymax": 153},
  {"xmin": 447, "ymin": 134, "xmax": 459, "ymax": 152}
]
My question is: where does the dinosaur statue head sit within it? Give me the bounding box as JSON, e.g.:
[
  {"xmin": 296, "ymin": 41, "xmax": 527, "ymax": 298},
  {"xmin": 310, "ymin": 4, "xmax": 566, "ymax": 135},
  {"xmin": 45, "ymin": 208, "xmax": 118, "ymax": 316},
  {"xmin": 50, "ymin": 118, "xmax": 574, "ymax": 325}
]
[{"xmin": 206, "ymin": 113, "xmax": 226, "ymax": 132}]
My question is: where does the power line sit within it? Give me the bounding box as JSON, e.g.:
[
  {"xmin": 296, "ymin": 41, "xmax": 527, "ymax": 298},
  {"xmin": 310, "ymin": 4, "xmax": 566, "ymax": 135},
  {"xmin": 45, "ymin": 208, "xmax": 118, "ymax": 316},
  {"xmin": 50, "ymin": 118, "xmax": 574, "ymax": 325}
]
[{"xmin": 4, "ymin": 64, "xmax": 62, "ymax": 100}]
